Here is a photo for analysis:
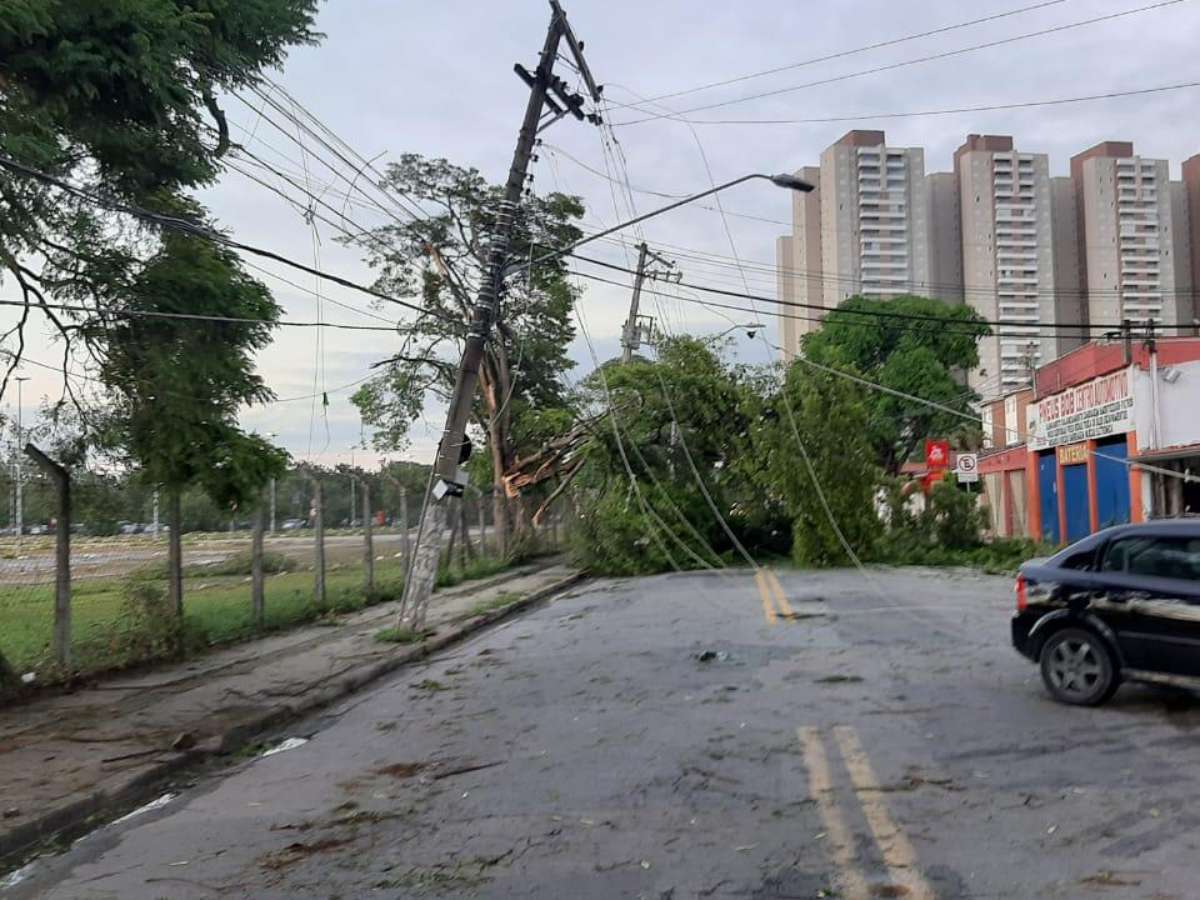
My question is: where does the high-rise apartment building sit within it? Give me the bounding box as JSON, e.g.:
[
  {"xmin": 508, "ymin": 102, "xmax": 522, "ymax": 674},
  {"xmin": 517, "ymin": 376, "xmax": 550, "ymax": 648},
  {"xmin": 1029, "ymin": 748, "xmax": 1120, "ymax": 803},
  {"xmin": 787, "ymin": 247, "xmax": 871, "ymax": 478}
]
[
  {"xmin": 955, "ymin": 134, "xmax": 1075, "ymax": 393},
  {"xmin": 777, "ymin": 166, "xmax": 822, "ymax": 361},
  {"xmin": 774, "ymin": 133, "xmax": 1198, "ymax": 379},
  {"xmin": 819, "ymin": 130, "xmax": 931, "ymax": 308},
  {"xmin": 1072, "ymin": 142, "xmax": 1193, "ymax": 331},
  {"xmin": 1184, "ymin": 154, "xmax": 1200, "ymax": 300}
]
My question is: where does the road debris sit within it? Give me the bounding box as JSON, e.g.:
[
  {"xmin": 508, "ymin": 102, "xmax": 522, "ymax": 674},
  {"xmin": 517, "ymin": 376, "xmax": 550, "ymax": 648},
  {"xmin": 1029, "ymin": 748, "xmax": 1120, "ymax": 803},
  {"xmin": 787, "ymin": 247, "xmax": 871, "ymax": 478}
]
[{"xmin": 696, "ymin": 650, "xmax": 729, "ymax": 663}]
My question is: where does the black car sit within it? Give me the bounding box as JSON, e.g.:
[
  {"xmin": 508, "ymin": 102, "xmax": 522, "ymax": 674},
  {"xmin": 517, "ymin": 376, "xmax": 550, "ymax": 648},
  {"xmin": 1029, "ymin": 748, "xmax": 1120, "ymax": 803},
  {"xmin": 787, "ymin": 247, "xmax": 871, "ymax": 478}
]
[{"xmin": 1012, "ymin": 520, "xmax": 1200, "ymax": 706}]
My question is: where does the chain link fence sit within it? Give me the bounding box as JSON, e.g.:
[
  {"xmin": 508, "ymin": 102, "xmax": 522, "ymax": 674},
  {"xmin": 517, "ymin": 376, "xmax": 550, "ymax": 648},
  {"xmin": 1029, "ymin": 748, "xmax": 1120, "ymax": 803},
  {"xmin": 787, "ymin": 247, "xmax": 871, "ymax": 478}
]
[{"xmin": 0, "ymin": 451, "xmax": 567, "ymax": 691}]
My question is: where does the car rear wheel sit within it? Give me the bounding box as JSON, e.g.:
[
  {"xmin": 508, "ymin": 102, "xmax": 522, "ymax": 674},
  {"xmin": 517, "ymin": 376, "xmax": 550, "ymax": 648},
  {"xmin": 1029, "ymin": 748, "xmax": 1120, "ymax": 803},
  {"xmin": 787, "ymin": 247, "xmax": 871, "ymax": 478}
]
[{"xmin": 1039, "ymin": 627, "xmax": 1119, "ymax": 706}]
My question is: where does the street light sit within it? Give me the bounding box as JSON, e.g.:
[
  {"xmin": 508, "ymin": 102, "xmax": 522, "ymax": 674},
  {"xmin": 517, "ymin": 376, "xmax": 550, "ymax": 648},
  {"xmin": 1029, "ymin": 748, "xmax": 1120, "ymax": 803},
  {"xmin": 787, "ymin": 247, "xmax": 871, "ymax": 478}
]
[
  {"xmin": 713, "ymin": 322, "xmax": 764, "ymax": 341},
  {"xmin": 522, "ymin": 172, "xmax": 814, "ymax": 271}
]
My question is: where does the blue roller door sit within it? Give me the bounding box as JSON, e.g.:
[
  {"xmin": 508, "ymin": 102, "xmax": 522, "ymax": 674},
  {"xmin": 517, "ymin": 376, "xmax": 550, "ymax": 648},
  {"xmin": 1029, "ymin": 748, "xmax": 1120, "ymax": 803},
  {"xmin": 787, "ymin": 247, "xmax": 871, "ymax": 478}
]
[
  {"xmin": 1063, "ymin": 463, "xmax": 1090, "ymax": 542},
  {"xmin": 1094, "ymin": 437, "xmax": 1131, "ymax": 527},
  {"xmin": 1038, "ymin": 452, "xmax": 1059, "ymax": 544}
]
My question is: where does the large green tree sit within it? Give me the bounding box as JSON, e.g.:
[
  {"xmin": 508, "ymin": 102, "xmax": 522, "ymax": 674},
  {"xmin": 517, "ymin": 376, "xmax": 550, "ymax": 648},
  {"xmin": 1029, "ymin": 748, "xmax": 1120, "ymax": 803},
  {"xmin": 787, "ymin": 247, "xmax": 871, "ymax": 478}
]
[
  {"xmin": 96, "ymin": 226, "xmax": 287, "ymax": 609},
  {"xmin": 345, "ymin": 154, "xmax": 582, "ymax": 552},
  {"xmin": 0, "ymin": 0, "xmax": 320, "ymax": 397},
  {"xmin": 1, "ymin": 1, "xmax": 320, "ymax": 614},
  {"xmin": 801, "ymin": 296, "xmax": 990, "ymax": 474},
  {"xmin": 564, "ymin": 337, "xmax": 785, "ymax": 574}
]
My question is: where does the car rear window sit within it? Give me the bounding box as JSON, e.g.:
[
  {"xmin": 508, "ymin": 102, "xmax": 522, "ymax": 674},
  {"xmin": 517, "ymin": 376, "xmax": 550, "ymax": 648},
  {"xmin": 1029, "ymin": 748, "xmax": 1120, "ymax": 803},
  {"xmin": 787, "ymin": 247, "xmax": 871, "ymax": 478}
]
[{"xmin": 1100, "ymin": 536, "xmax": 1200, "ymax": 580}]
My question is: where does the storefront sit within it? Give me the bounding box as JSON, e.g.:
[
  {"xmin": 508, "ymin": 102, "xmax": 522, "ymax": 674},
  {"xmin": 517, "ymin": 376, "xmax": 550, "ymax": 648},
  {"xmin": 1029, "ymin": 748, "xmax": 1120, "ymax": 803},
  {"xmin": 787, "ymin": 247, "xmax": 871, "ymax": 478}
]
[{"xmin": 978, "ymin": 338, "xmax": 1200, "ymax": 545}]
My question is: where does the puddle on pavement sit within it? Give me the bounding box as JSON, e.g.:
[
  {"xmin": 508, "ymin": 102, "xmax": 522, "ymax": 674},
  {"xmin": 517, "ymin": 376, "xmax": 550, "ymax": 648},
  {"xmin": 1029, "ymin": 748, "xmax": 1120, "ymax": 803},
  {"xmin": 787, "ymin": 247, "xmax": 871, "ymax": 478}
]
[
  {"xmin": 261, "ymin": 736, "xmax": 310, "ymax": 758},
  {"xmin": 110, "ymin": 792, "xmax": 177, "ymax": 826}
]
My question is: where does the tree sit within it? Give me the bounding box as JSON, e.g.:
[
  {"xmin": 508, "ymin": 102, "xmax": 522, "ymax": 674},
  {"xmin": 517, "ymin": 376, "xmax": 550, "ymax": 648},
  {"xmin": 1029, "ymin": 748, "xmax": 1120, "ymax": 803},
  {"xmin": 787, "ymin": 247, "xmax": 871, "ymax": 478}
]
[
  {"xmin": 0, "ymin": 0, "xmax": 320, "ymax": 401},
  {"xmin": 344, "ymin": 155, "xmax": 582, "ymax": 553},
  {"xmin": 800, "ymin": 296, "xmax": 990, "ymax": 474},
  {"xmin": 564, "ymin": 337, "xmax": 785, "ymax": 574},
  {"xmin": 754, "ymin": 364, "xmax": 880, "ymax": 567},
  {"xmin": 96, "ymin": 225, "xmax": 288, "ymax": 611}
]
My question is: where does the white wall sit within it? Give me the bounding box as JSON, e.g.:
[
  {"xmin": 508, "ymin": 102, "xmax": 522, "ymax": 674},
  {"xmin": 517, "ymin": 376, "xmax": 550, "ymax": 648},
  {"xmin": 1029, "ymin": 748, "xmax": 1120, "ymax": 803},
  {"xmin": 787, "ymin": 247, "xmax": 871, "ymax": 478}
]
[{"xmin": 1132, "ymin": 359, "xmax": 1200, "ymax": 452}]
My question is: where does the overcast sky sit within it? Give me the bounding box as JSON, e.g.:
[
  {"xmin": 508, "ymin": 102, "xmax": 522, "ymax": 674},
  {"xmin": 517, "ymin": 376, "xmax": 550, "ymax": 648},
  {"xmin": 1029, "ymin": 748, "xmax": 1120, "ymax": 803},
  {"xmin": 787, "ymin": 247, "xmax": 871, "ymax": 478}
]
[{"xmin": 6, "ymin": 0, "xmax": 1199, "ymax": 468}]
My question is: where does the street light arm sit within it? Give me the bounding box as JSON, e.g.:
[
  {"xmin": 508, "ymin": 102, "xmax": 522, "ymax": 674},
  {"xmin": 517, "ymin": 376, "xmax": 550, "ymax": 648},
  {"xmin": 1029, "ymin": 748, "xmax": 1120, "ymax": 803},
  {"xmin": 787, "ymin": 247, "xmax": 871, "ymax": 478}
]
[{"xmin": 523, "ymin": 171, "xmax": 812, "ymax": 273}]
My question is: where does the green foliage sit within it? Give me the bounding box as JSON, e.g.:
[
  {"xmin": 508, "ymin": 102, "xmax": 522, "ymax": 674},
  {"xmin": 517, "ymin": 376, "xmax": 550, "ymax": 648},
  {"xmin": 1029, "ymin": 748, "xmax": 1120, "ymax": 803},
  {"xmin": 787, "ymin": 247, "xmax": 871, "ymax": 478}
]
[
  {"xmin": 801, "ymin": 296, "xmax": 990, "ymax": 473},
  {"xmin": 375, "ymin": 626, "xmax": 427, "ymax": 645},
  {"xmin": 113, "ymin": 579, "xmax": 184, "ymax": 663},
  {"xmin": 756, "ymin": 365, "xmax": 881, "ymax": 567},
  {"xmin": 435, "ymin": 554, "xmax": 511, "ymax": 588},
  {"xmin": 97, "ymin": 227, "xmax": 287, "ymax": 508},
  {"xmin": 465, "ymin": 591, "xmax": 522, "ymax": 619},
  {"xmin": 568, "ymin": 337, "xmax": 788, "ymax": 575},
  {"xmin": 345, "ymin": 155, "xmax": 583, "ymax": 458},
  {"xmin": 879, "ymin": 473, "xmax": 986, "ymax": 560}
]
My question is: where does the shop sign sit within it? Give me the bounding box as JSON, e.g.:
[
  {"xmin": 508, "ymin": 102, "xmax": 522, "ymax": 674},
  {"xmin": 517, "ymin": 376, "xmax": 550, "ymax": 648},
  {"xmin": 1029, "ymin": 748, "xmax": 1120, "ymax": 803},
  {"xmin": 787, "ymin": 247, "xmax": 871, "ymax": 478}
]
[
  {"xmin": 1056, "ymin": 442, "xmax": 1089, "ymax": 466},
  {"xmin": 1028, "ymin": 367, "xmax": 1135, "ymax": 451}
]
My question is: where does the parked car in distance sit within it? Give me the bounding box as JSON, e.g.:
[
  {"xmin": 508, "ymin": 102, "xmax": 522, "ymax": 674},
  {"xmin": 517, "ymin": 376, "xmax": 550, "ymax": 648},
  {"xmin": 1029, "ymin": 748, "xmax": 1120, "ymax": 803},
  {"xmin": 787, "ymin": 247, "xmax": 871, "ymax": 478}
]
[
  {"xmin": 281, "ymin": 518, "xmax": 306, "ymax": 531},
  {"xmin": 1012, "ymin": 520, "xmax": 1200, "ymax": 706}
]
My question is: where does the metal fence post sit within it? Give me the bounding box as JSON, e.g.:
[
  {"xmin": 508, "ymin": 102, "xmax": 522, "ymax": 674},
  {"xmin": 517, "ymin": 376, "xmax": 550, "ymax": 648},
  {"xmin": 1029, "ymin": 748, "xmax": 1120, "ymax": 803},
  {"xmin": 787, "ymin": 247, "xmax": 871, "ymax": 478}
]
[
  {"xmin": 168, "ymin": 489, "xmax": 183, "ymax": 615},
  {"xmin": 477, "ymin": 490, "xmax": 488, "ymax": 556},
  {"xmin": 363, "ymin": 480, "xmax": 374, "ymax": 592},
  {"xmin": 400, "ymin": 487, "xmax": 411, "ymax": 572},
  {"xmin": 312, "ymin": 478, "xmax": 326, "ymax": 607},
  {"xmin": 24, "ymin": 444, "xmax": 70, "ymax": 669},
  {"xmin": 251, "ymin": 494, "xmax": 265, "ymax": 629},
  {"xmin": 459, "ymin": 497, "xmax": 472, "ymax": 564}
]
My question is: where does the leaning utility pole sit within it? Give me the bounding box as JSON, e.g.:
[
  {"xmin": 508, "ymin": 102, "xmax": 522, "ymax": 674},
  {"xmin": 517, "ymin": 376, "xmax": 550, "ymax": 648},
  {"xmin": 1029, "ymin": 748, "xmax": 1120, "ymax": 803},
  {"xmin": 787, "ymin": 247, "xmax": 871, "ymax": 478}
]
[
  {"xmin": 621, "ymin": 243, "xmax": 676, "ymax": 363},
  {"xmin": 621, "ymin": 243, "xmax": 650, "ymax": 364},
  {"xmin": 401, "ymin": 0, "xmax": 602, "ymax": 628}
]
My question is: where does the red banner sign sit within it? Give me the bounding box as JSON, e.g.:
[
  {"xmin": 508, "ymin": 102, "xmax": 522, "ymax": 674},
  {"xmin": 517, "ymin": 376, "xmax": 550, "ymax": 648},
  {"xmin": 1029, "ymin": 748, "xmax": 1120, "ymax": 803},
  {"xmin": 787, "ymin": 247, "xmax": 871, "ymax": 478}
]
[{"xmin": 925, "ymin": 439, "xmax": 950, "ymax": 470}]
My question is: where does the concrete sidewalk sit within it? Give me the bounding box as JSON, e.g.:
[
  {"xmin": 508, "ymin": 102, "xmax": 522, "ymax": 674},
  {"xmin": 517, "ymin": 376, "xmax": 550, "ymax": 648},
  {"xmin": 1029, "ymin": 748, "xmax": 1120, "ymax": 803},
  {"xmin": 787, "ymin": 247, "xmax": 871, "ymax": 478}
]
[{"xmin": 0, "ymin": 560, "xmax": 583, "ymax": 865}]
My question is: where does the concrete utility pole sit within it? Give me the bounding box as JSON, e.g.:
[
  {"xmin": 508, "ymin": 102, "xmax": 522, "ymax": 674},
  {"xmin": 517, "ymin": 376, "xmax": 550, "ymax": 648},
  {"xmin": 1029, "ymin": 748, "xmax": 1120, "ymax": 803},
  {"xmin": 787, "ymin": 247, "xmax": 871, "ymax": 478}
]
[
  {"xmin": 401, "ymin": 0, "xmax": 602, "ymax": 628},
  {"xmin": 621, "ymin": 243, "xmax": 676, "ymax": 363},
  {"xmin": 621, "ymin": 243, "xmax": 650, "ymax": 364}
]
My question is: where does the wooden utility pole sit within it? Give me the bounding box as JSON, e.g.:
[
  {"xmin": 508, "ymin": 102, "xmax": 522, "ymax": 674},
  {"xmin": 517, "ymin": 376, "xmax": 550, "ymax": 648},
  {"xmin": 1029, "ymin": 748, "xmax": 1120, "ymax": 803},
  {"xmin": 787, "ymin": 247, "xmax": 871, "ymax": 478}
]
[{"xmin": 401, "ymin": 0, "xmax": 601, "ymax": 628}]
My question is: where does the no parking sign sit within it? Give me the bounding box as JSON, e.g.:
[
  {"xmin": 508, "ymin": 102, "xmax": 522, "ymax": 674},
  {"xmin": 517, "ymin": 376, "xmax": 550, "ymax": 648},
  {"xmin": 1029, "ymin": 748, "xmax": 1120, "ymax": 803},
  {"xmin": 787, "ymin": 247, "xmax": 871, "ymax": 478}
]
[{"xmin": 956, "ymin": 453, "xmax": 979, "ymax": 483}]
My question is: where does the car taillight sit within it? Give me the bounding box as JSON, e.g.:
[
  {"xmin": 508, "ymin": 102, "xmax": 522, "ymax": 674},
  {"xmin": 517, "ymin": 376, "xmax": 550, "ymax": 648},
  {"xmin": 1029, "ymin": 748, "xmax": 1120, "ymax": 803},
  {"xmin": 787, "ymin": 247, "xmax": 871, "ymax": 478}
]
[{"xmin": 1015, "ymin": 574, "xmax": 1028, "ymax": 612}]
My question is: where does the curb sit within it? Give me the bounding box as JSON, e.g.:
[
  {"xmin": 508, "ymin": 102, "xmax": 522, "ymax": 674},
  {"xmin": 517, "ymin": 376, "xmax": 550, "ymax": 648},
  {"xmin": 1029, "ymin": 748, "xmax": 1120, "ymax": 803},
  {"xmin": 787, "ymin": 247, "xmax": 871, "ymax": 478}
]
[{"xmin": 0, "ymin": 570, "xmax": 586, "ymax": 868}]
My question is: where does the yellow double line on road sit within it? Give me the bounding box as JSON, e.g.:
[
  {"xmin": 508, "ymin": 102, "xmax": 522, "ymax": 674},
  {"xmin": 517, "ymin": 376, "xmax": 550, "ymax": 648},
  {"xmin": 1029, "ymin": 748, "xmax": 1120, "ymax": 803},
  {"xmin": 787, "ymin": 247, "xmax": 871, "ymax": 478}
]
[
  {"xmin": 755, "ymin": 568, "xmax": 793, "ymax": 624},
  {"xmin": 798, "ymin": 725, "xmax": 936, "ymax": 900}
]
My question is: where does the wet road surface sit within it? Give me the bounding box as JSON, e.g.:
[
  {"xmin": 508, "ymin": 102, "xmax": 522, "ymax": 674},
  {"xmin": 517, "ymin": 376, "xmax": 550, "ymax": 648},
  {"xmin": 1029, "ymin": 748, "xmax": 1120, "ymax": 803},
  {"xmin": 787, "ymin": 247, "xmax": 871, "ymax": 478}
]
[{"xmin": 10, "ymin": 566, "xmax": 1200, "ymax": 898}]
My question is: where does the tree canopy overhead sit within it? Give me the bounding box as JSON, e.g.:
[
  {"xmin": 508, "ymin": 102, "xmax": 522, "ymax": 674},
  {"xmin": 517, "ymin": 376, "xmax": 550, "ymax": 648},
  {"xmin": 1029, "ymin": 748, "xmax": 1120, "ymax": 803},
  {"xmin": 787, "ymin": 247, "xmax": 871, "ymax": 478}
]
[
  {"xmin": 801, "ymin": 295, "xmax": 990, "ymax": 474},
  {"xmin": 0, "ymin": 0, "xmax": 321, "ymax": 401}
]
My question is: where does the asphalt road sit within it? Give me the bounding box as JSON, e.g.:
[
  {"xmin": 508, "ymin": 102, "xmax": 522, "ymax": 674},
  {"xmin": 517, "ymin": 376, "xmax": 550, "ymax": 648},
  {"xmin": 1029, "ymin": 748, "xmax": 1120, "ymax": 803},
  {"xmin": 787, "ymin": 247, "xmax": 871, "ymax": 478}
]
[{"xmin": 9, "ymin": 566, "xmax": 1200, "ymax": 899}]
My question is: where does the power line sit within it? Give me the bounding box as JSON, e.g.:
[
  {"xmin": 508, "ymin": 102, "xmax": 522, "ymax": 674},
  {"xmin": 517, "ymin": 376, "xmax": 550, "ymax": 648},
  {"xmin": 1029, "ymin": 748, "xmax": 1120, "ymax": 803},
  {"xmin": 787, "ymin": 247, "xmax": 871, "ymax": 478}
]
[
  {"xmin": 612, "ymin": 0, "xmax": 1187, "ymax": 125},
  {"xmin": 569, "ymin": 253, "xmax": 1156, "ymax": 334},
  {"xmin": 0, "ymin": 153, "xmax": 451, "ymax": 322},
  {"xmin": 0, "ymin": 297, "xmax": 399, "ymax": 332},
  {"xmin": 620, "ymin": 0, "xmax": 1069, "ymax": 107},
  {"xmin": 671, "ymin": 79, "xmax": 1200, "ymax": 125},
  {"xmin": 583, "ymin": 229, "xmax": 1200, "ymax": 303},
  {"xmin": 567, "ymin": 268, "xmax": 1091, "ymax": 342}
]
